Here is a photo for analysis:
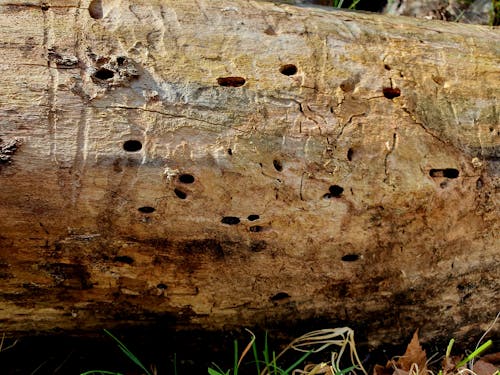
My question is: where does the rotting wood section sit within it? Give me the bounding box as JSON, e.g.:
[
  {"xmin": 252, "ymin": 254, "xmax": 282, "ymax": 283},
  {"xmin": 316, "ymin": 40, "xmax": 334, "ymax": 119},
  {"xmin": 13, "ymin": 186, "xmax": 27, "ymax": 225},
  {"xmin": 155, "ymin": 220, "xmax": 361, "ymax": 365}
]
[{"xmin": 0, "ymin": 0, "xmax": 498, "ymax": 345}]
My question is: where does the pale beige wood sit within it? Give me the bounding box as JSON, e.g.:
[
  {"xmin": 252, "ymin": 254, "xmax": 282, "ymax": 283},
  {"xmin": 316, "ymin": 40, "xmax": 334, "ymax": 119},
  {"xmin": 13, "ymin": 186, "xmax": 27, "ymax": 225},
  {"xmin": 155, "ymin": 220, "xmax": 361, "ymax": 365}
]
[{"xmin": 0, "ymin": 0, "xmax": 498, "ymax": 344}]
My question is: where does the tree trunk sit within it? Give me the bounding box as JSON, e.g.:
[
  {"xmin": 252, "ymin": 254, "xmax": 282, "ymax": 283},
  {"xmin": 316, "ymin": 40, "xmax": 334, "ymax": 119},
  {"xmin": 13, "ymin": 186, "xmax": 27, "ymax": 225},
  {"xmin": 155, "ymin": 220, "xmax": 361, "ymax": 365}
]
[{"xmin": 0, "ymin": 0, "xmax": 498, "ymax": 344}]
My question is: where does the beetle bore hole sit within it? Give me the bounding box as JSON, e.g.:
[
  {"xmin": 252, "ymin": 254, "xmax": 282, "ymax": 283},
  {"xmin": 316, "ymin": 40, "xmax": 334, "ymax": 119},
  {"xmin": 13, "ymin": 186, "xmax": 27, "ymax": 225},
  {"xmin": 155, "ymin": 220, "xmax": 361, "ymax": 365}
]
[
  {"xmin": 247, "ymin": 214, "xmax": 260, "ymax": 221},
  {"xmin": 113, "ymin": 255, "xmax": 134, "ymax": 264},
  {"xmin": 156, "ymin": 283, "xmax": 167, "ymax": 290},
  {"xmin": 178, "ymin": 174, "xmax": 195, "ymax": 184},
  {"xmin": 116, "ymin": 56, "xmax": 126, "ymax": 65},
  {"xmin": 270, "ymin": 292, "xmax": 290, "ymax": 301},
  {"xmin": 324, "ymin": 185, "xmax": 344, "ymax": 199},
  {"xmin": 217, "ymin": 77, "xmax": 246, "ymax": 87},
  {"xmin": 280, "ymin": 64, "xmax": 298, "ymax": 76},
  {"xmin": 341, "ymin": 254, "xmax": 359, "ymax": 262},
  {"xmin": 227, "ymin": 148, "xmax": 233, "ymax": 155},
  {"xmin": 88, "ymin": 0, "xmax": 103, "ymax": 19},
  {"xmin": 123, "ymin": 140, "xmax": 142, "ymax": 152},
  {"xmin": 93, "ymin": 68, "xmax": 114, "ymax": 80},
  {"xmin": 221, "ymin": 216, "xmax": 240, "ymax": 225},
  {"xmin": 347, "ymin": 148, "xmax": 354, "ymax": 161},
  {"xmin": 273, "ymin": 159, "xmax": 283, "ymax": 172},
  {"xmin": 174, "ymin": 189, "xmax": 187, "ymax": 199},
  {"xmin": 429, "ymin": 168, "xmax": 459, "ymax": 179},
  {"xmin": 138, "ymin": 206, "xmax": 155, "ymax": 214},
  {"xmin": 249, "ymin": 225, "xmax": 263, "ymax": 233},
  {"xmin": 382, "ymin": 87, "xmax": 401, "ymax": 99}
]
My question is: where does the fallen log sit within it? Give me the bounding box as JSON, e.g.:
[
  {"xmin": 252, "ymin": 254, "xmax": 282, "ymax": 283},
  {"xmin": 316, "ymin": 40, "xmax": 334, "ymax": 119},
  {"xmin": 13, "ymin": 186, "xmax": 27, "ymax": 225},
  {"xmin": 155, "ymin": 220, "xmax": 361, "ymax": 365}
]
[{"xmin": 0, "ymin": 0, "xmax": 498, "ymax": 345}]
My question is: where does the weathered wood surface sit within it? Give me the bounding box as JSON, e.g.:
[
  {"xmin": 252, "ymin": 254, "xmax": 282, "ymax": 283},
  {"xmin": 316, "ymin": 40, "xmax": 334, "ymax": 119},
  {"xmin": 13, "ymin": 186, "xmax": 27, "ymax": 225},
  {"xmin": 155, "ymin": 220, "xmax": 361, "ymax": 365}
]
[{"xmin": 0, "ymin": 0, "xmax": 498, "ymax": 343}]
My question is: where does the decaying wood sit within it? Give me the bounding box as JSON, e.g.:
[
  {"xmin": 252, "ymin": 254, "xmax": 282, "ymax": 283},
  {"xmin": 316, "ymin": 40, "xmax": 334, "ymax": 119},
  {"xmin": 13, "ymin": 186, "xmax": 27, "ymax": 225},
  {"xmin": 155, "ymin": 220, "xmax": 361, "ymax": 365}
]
[{"xmin": 0, "ymin": 0, "xmax": 498, "ymax": 344}]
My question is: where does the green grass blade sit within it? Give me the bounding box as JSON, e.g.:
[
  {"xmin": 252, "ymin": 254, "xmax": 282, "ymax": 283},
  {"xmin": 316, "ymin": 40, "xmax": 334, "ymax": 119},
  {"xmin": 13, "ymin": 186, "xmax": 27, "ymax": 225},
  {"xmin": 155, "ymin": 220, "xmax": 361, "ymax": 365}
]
[
  {"xmin": 348, "ymin": 0, "xmax": 360, "ymax": 9},
  {"xmin": 282, "ymin": 350, "xmax": 313, "ymax": 375},
  {"xmin": 272, "ymin": 351, "xmax": 278, "ymax": 375},
  {"xmin": 252, "ymin": 338, "xmax": 261, "ymax": 375},
  {"xmin": 103, "ymin": 329, "xmax": 152, "ymax": 375},
  {"xmin": 334, "ymin": 365, "xmax": 357, "ymax": 375},
  {"xmin": 208, "ymin": 367, "xmax": 225, "ymax": 375},
  {"xmin": 234, "ymin": 339, "xmax": 239, "ymax": 375},
  {"xmin": 263, "ymin": 332, "xmax": 271, "ymax": 373},
  {"xmin": 456, "ymin": 340, "xmax": 493, "ymax": 368},
  {"xmin": 446, "ymin": 338, "xmax": 455, "ymax": 359}
]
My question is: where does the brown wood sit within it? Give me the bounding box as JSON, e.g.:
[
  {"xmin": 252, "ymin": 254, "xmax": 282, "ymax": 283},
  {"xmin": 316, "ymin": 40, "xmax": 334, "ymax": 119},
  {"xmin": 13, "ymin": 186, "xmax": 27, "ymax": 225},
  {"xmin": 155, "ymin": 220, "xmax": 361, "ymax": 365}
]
[{"xmin": 0, "ymin": 0, "xmax": 498, "ymax": 344}]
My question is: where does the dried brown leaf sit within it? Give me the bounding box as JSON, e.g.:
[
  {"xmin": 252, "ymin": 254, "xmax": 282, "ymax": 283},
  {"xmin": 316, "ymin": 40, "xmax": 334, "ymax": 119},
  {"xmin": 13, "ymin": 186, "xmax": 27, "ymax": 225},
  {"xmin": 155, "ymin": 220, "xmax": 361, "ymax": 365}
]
[
  {"xmin": 473, "ymin": 360, "xmax": 499, "ymax": 375},
  {"xmin": 396, "ymin": 330, "xmax": 427, "ymax": 373},
  {"xmin": 373, "ymin": 364, "xmax": 393, "ymax": 375}
]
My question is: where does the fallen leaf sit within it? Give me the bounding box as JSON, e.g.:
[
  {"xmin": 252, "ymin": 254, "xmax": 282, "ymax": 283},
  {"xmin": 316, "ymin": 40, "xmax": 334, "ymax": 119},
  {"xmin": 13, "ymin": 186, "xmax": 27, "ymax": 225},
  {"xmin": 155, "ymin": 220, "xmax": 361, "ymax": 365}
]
[
  {"xmin": 473, "ymin": 360, "xmax": 499, "ymax": 375},
  {"xmin": 373, "ymin": 364, "xmax": 393, "ymax": 375},
  {"xmin": 396, "ymin": 330, "xmax": 428, "ymax": 374}
]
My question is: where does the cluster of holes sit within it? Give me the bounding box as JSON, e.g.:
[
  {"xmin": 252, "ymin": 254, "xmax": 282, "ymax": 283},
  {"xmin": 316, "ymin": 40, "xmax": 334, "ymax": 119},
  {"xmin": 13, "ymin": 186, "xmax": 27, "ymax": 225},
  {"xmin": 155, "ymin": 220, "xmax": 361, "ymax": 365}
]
[
  {"xmin": 123, "ymin": 140, "xmax": 142, "ymax": 152},
  {"xmin": 341, "ymin": 254, "xmax": 360, "ymax": 262},
  {"xmin": 429, "ymin": 168, "xmax": 459, "ymax": 179},
  {"xmin": 217, "ymin": 63, "xmax": 297, "ymax": 88},
  {"xmin": 382, "ymin": 87, "xmax": 401, "ymax": 99},
  {"xmin": 324, "ymin": 185, "xmax": 344, "ymax": 199}
]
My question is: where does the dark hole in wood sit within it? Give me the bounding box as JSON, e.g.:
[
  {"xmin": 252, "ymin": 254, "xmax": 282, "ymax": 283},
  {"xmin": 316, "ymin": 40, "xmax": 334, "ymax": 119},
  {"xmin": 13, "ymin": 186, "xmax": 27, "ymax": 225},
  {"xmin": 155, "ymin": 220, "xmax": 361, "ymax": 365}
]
[
  {"xmin": 156, "ymin": 283, "xmax": 167, "ymax": 290},
  {"xmin": 382, "ymin": 87, "xmax": 401, "ymax": 99},
  {"xmin": 174, "ymin": 189, "xmax": 187, "ymax": 199},
  {"xmin": 273, "ymin": 159, "xmax": 283, "ymax": 172},
  {"xmin": 179, "ymin": 174, "xmax": 195, "ymax": 184},
  {"xmin": 347, "ymin": 148, "xmax": 353, "ymax": 161},
  {"xmin": 138, "ymin": 206, "xmax": 155, "ymax": 214},
  {"xmin": 249, "ymin": 225, "xmax": 263, "ymax": 233},
  {"xmin": 41, "ymin": 4, "xmax": 49, "ymax": 11},
  {"xmin": 384, "ymin": 64, "xmax": 391, "ymax": 70},
  {"xmin": 221, "ymin": 216, "xmax": 240, "ymax": 225},
  {"xmin": 217, "ymin": 77, "xmax": 246, "ymax": 87},
  {"xmin": 247, "ymin": 214, "xmax": 260, "ymax": 221},
  {"xmin": 88, "ymin": 0, "xmax": 103, "ymax": 19},
  {"xmin": 324, "ymin": 185, "xmax": 344, "ymax": 199},
  {"xmin": 227, "ymin": 148, "xmax": 233, "ymax": 155},
  {"xmin": 476, "ymin": 178, "xmax": 483, "ymax": 189},
  {"xmin": 429, "ymin": 168, "xmax": 459, "ymax": 179},
  {"xmin": 270, "ymin": 292, "xmax": 290, "ymax": 301},
  {"xmin": 123, "ymin": 140, "xmax": 142, "ymax": 152},
  {"xmin": 93, "ymin": 68, "xmax": 114, "ymax": 80},
  {"xmin": 113, "ymin": 255, "xmax": 134, "ymax": 265},
  {"xmin": 341, "ymin": 254, "xmax": 359, "ymax": 262},
  {"xmin": 116, "ymin": 56, "xmax": 126, "ymax": 65},
  {"xmin": 280, "ymin": 64, "xmax": 298, "ymax": 76}
]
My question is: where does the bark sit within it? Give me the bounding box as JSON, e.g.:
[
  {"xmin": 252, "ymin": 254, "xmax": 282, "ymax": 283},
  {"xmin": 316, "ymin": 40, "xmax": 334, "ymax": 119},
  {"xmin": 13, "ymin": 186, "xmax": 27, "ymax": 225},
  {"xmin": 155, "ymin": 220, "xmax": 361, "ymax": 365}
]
[{"xmin": 0, "ymin": 0, "xmax": 498, "ymax": 344}]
